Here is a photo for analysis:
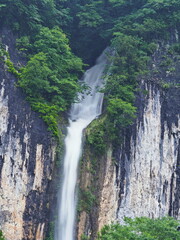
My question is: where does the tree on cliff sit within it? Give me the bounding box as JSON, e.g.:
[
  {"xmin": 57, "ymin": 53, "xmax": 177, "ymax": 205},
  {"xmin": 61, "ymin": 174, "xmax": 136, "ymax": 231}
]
[{"xmin": 97, "ymin": 217, "xmax": 180, "ymax": 240}]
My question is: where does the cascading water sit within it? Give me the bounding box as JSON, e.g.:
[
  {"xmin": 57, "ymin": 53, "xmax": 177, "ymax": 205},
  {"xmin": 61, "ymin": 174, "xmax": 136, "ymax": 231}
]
[{"xmin": 55, "ymin": 50, "xmax": 108, "ymax": 240}]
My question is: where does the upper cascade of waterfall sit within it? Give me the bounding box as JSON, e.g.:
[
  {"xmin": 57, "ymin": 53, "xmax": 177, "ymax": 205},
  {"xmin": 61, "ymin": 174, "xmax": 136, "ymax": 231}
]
[{"xmin": 70, "ymin": 48, "xmax": 109, "ymax": 122}]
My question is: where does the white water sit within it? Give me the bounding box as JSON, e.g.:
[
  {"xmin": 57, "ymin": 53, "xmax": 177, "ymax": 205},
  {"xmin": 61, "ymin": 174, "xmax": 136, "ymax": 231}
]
[{"xmin": 55, "ymin": 50, "xmax": 108, "ymax": 240}]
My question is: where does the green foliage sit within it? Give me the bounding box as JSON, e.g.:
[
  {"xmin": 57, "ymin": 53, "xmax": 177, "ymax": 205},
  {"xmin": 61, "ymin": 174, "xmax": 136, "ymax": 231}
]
[
  {"xmin": 19, "ymin": 53, "xmax": 52, "ymax": 97},
  {"xmin": 5, "ymin": 59, "xmax": 20, "ymax": 78},
  {"xmin": 31, "ymin": 102, "xmax": 59, "ymax": 138},
  {"xmin": 0, "ymin": 45, "xmax": 7, "ymax": 59},
  {"xmin": 78, "ymin": 189, "xmax": 96, "ymax": 213},
  {"xmin": 0, "ymin": 4, "xmax": 6, "ymax": 8},
  {"xmin": 172, "ymin": 43, "xmax": 180, "ymax": 54},
  {"xmin": 33, "ymin": 27, "xmax": 83, "ymax": 104},
  {"xmin": 107, "ymin": 99, "xmax": 136, "ymax": 128},
  {"xmin": 45, "ymin": 221, "xmax": 55, "ymax": 240},
  {"xmin": 160, "ymin": 56, "xmax": 173, "ymax": 67},
  {"xmin": 1, "ymin": 0, "xmax": 180, "ymax": 141},
  {"xmin": 77, "ymin": 3, "xmax": 104, "ymax": 28},
  {"xmin": 81, "ymin": 234, "xmax": 90, "ymax": 240},
  {"xmin": 1, "ymin": 0, "xmax": 180, "ymax": 63},
  {"xmin": 0, "ymin": 43, "xmax": 20, "ymax": 78},
  {"xmin": 18, "ymin": 27, "xmax": 83, "ymax": 137},
  {"xmin": 16, "ymin": 36, "xmax": 32, "ymax": 53},
  {"xmin": 86, "ymin": 117, "xmax": 107, "ymax": 156},
  {"xmin": 1, "ymin": 48, "xmax": 21, "ymax": 77},
  {"xmin": 57, "ymin": 0, "xmax": 180, "ymax": 63},
  {"xmin": 97, "ymin": 217, "xmax": 180, "ymax": 240},
  {"xmin": 161, "ymin": 83, "xmax": 172, "ymax": 89},
  {"xmin": 101, "ymin": 32, "xmax": 149, "ymax": 141},
  {"xmin": 0, "ymin": 231, "xmax": 5, "ymax": 240},
  {"xmin": 0, "ymin": 0, "xmax": 71, "ymax": 34},
  {"xmin": 111, "ymin": 33, "xmax": 150, "ymax": 76}
]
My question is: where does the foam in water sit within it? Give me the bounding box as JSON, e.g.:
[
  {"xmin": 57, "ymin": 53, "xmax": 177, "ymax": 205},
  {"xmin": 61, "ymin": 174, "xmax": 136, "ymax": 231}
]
[{"xmin": 55, "ymin": 50, "xmax": 108, "ymax": 240}]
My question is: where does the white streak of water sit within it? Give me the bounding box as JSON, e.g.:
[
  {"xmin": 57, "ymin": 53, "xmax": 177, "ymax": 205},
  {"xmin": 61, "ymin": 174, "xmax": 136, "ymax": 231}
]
[{"xmin": 55, "ymin": 50, "xmax": 108, "ymax": 240}]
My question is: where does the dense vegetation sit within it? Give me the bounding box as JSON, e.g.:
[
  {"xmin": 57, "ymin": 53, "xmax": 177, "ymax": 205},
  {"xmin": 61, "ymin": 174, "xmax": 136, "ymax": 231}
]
[
  {"xmin": 0, "ymin": 1, "xmax": 84, "ymax": 137},
  {"xmin": 0, "ymin": 231, "xmax": 4, "ymax": 240},
  {"xmin": 18, "ymin": 27, "xmax": 84, "ymax": 137},
  {"xmin": 97, "ymin": 217, "xmax": 180, "ymax": 240},
  {"xmin": 1, "ymin": 0, "xmax": 180, "ymax": 139}
]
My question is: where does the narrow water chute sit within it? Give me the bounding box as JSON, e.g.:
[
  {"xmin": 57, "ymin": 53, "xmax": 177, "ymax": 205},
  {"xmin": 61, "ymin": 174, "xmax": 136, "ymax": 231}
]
[{"xmin": 55, "ymin": 50, "xmax": 108, "ymax": 240}]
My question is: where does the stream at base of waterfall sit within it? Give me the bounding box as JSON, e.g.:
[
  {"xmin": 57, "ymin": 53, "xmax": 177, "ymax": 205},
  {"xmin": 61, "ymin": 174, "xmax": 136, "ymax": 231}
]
[{"xmin": 55, "ymin": 50, "xmax": 108, "ymax": 240}]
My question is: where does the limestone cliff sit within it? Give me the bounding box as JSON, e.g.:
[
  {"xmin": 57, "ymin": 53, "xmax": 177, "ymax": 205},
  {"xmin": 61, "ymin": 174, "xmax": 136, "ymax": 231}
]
[
  {"xmin": 116, "ymin": 43, "xmax": 180, "ymax": 221},
  {"xmin": 0, "ymin": 29, "xmax": 57, "ymax": 240},
  {"xmin": 77, "ymin": 44, "xmax": 180, "ymax": 239},
  {"xmin": 117, "ymin": 83, "xmax": 180, "ymax": 221}
]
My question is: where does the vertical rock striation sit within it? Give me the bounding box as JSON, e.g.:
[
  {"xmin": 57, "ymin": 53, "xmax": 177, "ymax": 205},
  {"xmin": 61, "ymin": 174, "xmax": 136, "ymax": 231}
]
[
  {"xmin": 117, "ymin": 83, "xmax": 180, "ymax": 221},
  {"xmin": 77, "ymin": 147, "xmax": 118, "ymax": 240},
  {"xmin": 0, "ymin": 29, "xmax": 57, "ymax": 240},
  {"xmin": 78, "ymin": 82, "xmax": 179, "ymax": 239}
]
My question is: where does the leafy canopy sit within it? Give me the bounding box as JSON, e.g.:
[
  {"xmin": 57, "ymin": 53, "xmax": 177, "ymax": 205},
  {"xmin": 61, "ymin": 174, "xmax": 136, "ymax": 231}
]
[
  {"xmin": 18, "ymin": 27, "xmax": 83, "ymax": 137},
  {"xmin": 97, "ymin": 217, "xmax": 180, "ymax": 240},
  {"xmin": 0, "ymin": 0, "xmax": 71, "ymax": 33}
]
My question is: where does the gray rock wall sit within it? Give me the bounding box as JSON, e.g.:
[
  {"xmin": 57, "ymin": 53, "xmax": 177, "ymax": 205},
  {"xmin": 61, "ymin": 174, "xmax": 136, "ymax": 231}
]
[
  {"xmin": 0, "ymin": 29, "xmax": 57, "ymax": 240},
  {"xmin": 117, "ymin": 83, "xmax": 180, "ymax": 222}
]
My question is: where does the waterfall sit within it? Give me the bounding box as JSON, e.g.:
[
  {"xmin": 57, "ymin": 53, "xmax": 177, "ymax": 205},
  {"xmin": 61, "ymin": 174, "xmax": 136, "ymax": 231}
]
[{"xmin": 55, "ymin": 50, "xmax": 108, "ymax": 240}]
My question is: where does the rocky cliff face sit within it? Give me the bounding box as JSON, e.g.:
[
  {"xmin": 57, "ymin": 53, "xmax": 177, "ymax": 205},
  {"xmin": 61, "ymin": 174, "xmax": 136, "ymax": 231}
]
[
  {"xmin": 78, "ymin": 44, "xmax": 180, "ymax": 239},
  {"xmin": 117, "ymin": 83, "xmax": 180, "ymax": 221},
  {"xmin": 0, "ymin": 29, "xmax": 57, "ymax": 240},
  {"xmin": 116, "ymin": 43, "xmax": 180, "ymax": 221}
]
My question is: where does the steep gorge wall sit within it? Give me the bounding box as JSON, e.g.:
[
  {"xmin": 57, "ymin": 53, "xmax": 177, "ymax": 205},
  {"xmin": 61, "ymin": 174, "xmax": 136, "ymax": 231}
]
[
  {"xmin": 117, "ymin": 83, "xmax": 180, "ymax": 221},
  {"xmin": 78, "ymin": 47, "xmax": 180, "ymax": 239},
  {"xmin": 78, "ymin": 83, "xmax": 180, "ymax": 239},
  {"xmin": 116, "ymin": 43, "xmax": 180, "ymax": 221},
  {"xmin": 0, "ymin": 29, "xmax": 57, "ymax": 240},
  {"xmin": 77, "ymin": 146, "xmax": 118, "ymax": 239}
]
